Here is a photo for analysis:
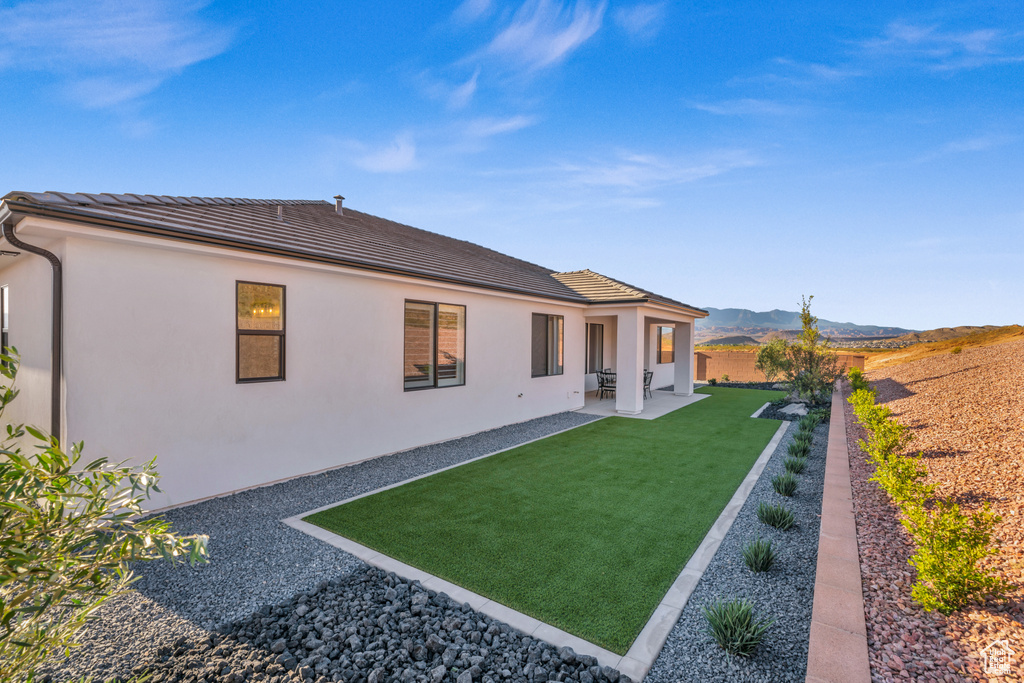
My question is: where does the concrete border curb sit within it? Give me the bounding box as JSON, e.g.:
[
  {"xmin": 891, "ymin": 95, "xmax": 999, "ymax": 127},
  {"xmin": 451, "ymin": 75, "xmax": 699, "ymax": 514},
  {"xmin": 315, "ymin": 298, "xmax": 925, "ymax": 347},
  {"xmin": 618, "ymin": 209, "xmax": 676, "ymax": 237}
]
[{"xmin": 805, "ymin": 384, "xmax": 871, "ymax": 683}]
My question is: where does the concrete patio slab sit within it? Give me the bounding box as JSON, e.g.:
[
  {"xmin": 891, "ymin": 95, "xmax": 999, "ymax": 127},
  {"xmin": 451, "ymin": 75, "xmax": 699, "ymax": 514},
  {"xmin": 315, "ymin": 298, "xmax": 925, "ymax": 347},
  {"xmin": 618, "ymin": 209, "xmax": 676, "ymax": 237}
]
[{"xmin": 577, "ymin": 389, "xmax": 710, "ymax": 420}]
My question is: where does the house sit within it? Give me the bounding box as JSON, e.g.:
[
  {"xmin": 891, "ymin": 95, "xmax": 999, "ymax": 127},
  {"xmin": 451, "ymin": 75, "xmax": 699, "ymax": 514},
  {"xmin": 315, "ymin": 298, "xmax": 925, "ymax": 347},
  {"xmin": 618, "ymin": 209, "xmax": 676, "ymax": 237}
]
[{"xmin": 0, "ymin": 191, "xmax": 707, "ymax": 508}]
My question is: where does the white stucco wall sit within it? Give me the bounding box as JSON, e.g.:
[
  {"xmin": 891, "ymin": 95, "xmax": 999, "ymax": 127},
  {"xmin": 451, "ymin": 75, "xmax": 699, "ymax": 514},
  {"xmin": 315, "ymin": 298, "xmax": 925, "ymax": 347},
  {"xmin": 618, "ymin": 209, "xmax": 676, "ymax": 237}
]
[
  {"xmin": 582, "ymin": 315, "xmax": 616, "ymax": 392},
  {"xmin": 0, "ymin": 236, "xmax": 63, "ymax": 437},
  {"xmin": 14, "ymin": 222, "xmax": 589, "ymax": 508}
]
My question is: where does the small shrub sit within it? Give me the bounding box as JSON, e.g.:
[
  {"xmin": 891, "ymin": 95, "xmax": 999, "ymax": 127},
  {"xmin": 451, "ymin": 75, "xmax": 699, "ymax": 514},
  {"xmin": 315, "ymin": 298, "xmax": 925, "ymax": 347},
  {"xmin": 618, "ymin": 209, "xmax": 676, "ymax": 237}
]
[
  {"xmin": 810, "ymin": 407, "xmax": 830, "ymax": 423},
  {"xmin": 708, "ymin": 377, "xmax": 717, "ymax": 386},
  {"xmin": 793, "ymin": 431, "xmax": 813, "ymax": 449},
  {"xmin": 847, "ymin": 366, "xmax": 871, "ymax": 393},
  {"xmin": 784, "ymin": 456, "xmax": 807, "ymax": 475},
  {"xmin": 742, "ymin": 538, "xmax": 775, "ymax": 572},
  {"xmin": 903, "ymin": 500, "xmax": 1010, "ymax": 614},
  {"xmin": 788, "ymin": 441, "xmax": 810, "ymax": 458},
  {"xmin": 772, "ymin": 472, "xmax": 798, "ymax": 497},
  {"xmin": 951, "ymin": 346, "xmax": 962, "ymax": 355},
  {"xmin": 721, "ymin": 374, "xmax": 730, "ymax": 382},
  {"xmin": 871, "ymin": 453, "xmax": 933, "ymax": 506},
  {"xmin": 757, "ymin": 502, "xmax": 795, "ymax": 530},
  {"xmin": 702, "ymin": 598, "xmax": 773, "ymax": 657},
  {"xmin": 797, "ymin": 414, "xmax": 819, "ymax": 432}
]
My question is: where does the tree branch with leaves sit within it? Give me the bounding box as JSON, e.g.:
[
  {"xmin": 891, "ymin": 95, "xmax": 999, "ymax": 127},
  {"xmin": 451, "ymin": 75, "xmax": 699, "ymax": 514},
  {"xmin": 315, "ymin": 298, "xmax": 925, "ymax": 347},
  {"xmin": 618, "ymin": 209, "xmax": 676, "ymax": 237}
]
[{"xmin": 0, "ymin": 349, "xmax": 208, "ymax": 681}]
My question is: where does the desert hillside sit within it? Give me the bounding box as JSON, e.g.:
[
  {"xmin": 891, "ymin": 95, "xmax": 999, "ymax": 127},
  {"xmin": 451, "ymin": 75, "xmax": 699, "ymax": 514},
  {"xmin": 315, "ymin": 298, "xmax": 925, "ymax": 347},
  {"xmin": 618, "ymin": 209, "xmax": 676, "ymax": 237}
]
[
  {"xmin": 894, "ymin": 325, "xmax": 1003, "ymax": 343},
  {"xmin": 865, "ymin": 325, "xmax": 1023, "ymax": 370},
  {"xmin": 851, "ymin": 337, "xmax": 1024, "ymax": 681}
]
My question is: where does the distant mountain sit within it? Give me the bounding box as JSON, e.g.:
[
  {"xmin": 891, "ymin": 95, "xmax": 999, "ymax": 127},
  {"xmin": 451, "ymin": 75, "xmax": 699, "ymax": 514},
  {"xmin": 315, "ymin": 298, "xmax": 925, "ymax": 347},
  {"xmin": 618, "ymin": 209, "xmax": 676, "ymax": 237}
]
[
  {"xmin": 701, "ymin": 335, "xmax": 762, "ymax": 346},
  {"xmin": 695, "ymin": 307, "xmax": 916, "ymax": 342}
]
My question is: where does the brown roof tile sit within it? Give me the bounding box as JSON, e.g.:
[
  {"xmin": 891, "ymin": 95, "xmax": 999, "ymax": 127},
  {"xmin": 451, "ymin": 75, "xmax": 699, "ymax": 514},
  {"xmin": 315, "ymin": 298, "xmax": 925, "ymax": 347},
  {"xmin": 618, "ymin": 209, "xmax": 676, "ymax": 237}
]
[
  {"xmin": 553, "ymin": 270, "xmax": 706, "ymax": 315},
  {"xmin": 1, "ymin": 191, "xmax": 705, "ymax": 315}
]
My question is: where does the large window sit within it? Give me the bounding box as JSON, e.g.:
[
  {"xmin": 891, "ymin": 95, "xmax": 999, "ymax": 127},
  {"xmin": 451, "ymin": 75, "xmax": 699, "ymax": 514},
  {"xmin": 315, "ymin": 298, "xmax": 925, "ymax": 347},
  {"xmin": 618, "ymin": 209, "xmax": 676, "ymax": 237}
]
[
  {"xmin": 237, "ymin": 282, "xmax": 285, "ymax": 382},
  {"xmin": 532, "ymin": 313, "xmax": 564, "ymax": 377},
  {"xmin": 404, "ymin": 301, "xmax": 466, "ymax": 390},
  {"xmin": 657, "ymin": 325, "xmax": 674, "ymax": 364},
  {"xmin": 586, "ymin": 323, "xmax": 604, "ymax": 373}
]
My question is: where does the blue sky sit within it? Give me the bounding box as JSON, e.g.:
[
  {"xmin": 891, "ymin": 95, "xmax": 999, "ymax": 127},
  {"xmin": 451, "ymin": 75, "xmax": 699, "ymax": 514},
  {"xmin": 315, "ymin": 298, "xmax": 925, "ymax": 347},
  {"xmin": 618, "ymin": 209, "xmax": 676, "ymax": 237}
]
[{"xmin": 1, "ymin": 1, "xmax": 1021, "ymax": 330}]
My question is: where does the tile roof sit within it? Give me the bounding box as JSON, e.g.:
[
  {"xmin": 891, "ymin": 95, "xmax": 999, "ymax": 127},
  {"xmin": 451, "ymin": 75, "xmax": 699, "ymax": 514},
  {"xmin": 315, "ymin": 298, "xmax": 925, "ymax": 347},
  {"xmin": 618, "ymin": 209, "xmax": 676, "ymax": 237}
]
[
  {"xmin": 552, "ymin": 269, "xmax": 706, "ymax": 314},
  {"xmin": 1, "ymin": 191, "xmax": 705, "ymax": 315},
  {"xmin": 2, "ymin": 191, "xmax": 585, "ymax": 302}
]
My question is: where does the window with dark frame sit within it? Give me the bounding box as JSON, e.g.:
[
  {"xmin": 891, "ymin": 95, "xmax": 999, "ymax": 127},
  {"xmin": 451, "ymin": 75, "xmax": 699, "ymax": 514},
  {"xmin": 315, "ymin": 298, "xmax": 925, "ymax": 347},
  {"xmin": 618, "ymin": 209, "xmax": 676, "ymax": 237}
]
[
  {"xmin": 236, "ymin": 282, "xmax": 285, "ymax": 382},
  {"xmin": 586, "ymin": 322, "xmax": 604, "ymax": 373},
  {"xmin": 532, "ymin": 313, "xmax": 564, "ymax": 377},
  {"xmin": 657, "ymin": 325, "xmax": 675, "ymax": 364},
  {"xmin": 404, "ymin": 300, "xmax": 466, "ymax": 390}
]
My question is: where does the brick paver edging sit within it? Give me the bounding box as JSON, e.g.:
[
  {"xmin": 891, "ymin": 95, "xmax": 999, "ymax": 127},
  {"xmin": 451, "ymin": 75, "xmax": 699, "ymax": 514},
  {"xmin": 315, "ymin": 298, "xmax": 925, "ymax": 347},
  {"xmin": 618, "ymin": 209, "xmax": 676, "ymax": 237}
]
[{"xmin": 805, "ymin": 383, "xmax": 872, "ymax": 683}]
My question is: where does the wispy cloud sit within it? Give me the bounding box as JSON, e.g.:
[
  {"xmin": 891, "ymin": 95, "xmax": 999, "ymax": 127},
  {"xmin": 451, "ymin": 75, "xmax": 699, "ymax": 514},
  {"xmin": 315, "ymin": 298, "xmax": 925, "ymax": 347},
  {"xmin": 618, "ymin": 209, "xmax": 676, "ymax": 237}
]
[
  {"xmin": 449, "ymin": 68, "xmax": 481, "ymax": 109},
  {"xmin": 861, "ymin": 22, "xmax": 1024, "ymax": 71},
  {"xmin": 689, "ymin": 98, "xmax": 802, "ymax": 116},
  {"xmin": 560, "ymin": 149, "xmax": 758, "ymax": 189},
  {"xmin": 354, "ymin": 134, "xmax": 420, "ymax": 173},
  {"xmin": 747, "ymin": 57, "xmax": 861, "ymax": 87},
  {"xmin": 453, "ymin": 0, "xmax": 494, "ymax": 24},
  {"xmin": 613, "ymin": 3, "xmax": 666, "ymax": 40},
  {"xmin": 916, "ymin": 134, "xmax": 1017, "ymax": 163},
  {"xmin": 464, "ymin": 115, "xmax": 537, "ymax": 138},
  {"xmin": 476, "ymin": 0, "xmax": 607, "ymax": 71},
  {"xmin": 0, "ymin": 0, "xmax": 234, "ymax": 108}
]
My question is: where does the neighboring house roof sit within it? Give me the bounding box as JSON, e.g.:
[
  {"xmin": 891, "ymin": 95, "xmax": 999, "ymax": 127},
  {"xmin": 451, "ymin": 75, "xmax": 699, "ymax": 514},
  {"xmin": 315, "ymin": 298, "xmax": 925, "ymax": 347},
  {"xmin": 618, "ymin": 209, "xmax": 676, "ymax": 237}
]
[
  {"xmin": 553, "ymin": 270, "xmax": 706, "ymax": 316},
  {"xmin": 0, "ymin": 191, "xmax": 706, "ymax": 315}
]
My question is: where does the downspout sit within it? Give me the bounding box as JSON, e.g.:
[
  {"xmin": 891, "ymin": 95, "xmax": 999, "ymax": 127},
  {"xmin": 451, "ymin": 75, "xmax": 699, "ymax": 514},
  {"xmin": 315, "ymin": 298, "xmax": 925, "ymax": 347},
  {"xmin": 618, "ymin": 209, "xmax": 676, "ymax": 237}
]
[{"xmin": 0, "ymin": 220, "xmax": 62, "ymax": 439}]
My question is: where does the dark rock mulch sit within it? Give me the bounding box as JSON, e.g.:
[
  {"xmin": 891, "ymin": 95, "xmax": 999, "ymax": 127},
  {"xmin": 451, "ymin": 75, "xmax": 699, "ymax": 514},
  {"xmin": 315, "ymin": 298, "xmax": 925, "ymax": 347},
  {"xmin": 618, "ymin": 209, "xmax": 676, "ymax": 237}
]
[
  {"xmin": 756, "ymin": 399, "xmax": 831, "ymax": 423},
  {"xmin": 94, "ymin": 567, "xmax": 628, "ymax": 683}
]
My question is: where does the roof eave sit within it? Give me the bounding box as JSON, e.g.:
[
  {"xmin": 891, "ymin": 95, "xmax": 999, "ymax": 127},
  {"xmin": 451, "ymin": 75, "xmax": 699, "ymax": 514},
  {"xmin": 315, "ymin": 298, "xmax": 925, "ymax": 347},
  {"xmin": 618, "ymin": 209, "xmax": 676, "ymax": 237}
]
[
  {"xmin": 1, "ymin": 199, "xmax": 590, "ymax": 305},
  {"xmin": 584, "ymin": 297, "xmax": 709, "ymax": 318}
]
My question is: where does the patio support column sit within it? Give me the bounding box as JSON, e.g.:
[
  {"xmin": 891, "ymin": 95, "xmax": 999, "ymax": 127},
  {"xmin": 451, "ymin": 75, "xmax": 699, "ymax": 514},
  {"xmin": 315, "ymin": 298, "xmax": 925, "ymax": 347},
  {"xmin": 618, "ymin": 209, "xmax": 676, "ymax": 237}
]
[
  {"xmin": 674, "ymin": 320, "xmax": 694, "ymax": 396},
  {"xmin": 615, "ymin": 307, "xmax": 645, "ymax": 415}
]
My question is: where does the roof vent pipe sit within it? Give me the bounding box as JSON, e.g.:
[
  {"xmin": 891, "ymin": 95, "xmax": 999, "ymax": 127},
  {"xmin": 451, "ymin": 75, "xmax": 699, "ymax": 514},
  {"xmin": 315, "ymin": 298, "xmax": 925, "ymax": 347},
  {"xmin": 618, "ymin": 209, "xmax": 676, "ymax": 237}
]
[
  {"xmin": 333, "ymin": 195, "xmax": 344, "ymax": 215},
  {"xmin": 277, "ymin": 205, "xmax": 283, "ymax": 220}
]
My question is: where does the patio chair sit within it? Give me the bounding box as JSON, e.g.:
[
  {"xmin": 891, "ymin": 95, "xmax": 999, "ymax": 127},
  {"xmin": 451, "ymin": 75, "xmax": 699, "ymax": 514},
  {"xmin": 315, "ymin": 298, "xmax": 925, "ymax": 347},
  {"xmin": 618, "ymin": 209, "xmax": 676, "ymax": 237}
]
[
  {"xmin": 597, "ymin": 370, "xmax": 616, "ymax": 399},
  {"xmin": 643, "ymin": 370, "xmax": 654, "ymax": 399}
]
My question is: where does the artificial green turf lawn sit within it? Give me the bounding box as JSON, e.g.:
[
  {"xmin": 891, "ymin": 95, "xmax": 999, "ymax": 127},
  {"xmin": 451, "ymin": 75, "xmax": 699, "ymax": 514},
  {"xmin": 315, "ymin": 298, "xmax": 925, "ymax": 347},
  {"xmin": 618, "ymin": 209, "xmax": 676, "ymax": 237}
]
[{"xmin": 305, "ymin": 386, "xmax": 784, "ymax": 654}]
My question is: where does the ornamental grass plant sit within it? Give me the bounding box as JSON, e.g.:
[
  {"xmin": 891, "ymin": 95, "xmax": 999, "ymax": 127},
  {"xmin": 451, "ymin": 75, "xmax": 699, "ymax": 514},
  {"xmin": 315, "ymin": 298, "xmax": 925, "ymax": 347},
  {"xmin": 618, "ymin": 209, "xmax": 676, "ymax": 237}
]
[{"xmin": 702, "ymin": 598, "xmax": 773, "ymax": 657}]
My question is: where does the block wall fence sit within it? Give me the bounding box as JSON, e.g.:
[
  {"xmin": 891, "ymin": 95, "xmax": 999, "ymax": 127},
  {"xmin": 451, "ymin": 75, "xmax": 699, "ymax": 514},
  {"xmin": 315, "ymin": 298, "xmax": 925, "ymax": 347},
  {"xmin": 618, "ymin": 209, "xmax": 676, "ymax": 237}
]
[{"xmin": 693, "ymin": 351, "xmax": 865, "ymax": 383}]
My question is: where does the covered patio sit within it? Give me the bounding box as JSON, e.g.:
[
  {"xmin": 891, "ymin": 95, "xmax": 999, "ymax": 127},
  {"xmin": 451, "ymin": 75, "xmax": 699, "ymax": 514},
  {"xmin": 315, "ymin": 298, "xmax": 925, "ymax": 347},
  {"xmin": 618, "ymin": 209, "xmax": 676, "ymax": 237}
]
[
  {"xmin": 551, "ymin": 270, "xmax": 708, "ymax": 418},
  {"xmin": 580, "ymin": 302, "xmax": 701, "ymax": 415}
]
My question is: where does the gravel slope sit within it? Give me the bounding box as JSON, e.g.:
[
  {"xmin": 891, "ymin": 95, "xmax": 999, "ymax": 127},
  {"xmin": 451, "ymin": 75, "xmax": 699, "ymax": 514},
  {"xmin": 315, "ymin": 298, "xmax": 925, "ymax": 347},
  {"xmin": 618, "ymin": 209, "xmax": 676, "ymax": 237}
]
[{"xmin": 851, "ymin": 338, "xmax": 1024, "ymax": 683}]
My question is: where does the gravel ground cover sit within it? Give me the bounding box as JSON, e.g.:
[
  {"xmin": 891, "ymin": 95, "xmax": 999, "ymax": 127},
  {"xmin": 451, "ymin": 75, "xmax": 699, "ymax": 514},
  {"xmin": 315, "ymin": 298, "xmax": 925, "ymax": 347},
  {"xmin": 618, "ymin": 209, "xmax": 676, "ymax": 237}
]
[
  {"xmin": 645, "ymin": 419, "xmax": 826, "ymax": 682},
  {"xmin": 38, "ymin": 411, "xmax": 601, "ymax": 682},
  {"xmin": 39, "ymin": 399, "xmax": 827, "ymax": 683},
  {"xmin": 850, "ymin": 338, "xmax": 1024, "ymax": 682}
]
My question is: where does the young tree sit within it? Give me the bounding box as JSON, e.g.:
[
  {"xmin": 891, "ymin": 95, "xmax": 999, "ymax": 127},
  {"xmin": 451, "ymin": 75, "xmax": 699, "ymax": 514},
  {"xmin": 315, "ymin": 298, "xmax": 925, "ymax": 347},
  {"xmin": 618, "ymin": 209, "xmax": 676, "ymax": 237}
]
[
  {"xmin": 784, "ymin": 295, "xmax": 841, "ymax": 400},
  {"xmin": 0, "ymin": 350, "xmax": 208, "ymax": 681},
  {"xmin": 755, "ymin": 338, "xmax": 790, "ymax": 382}
]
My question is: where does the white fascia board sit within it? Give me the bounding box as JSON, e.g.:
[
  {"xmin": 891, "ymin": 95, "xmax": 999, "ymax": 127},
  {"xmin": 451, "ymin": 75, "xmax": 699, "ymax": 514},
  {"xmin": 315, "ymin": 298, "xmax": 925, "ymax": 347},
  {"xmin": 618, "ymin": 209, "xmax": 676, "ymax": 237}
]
[{"xmin": 584, "ymin": 301, "xmax": 700, "ymax": 323}]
